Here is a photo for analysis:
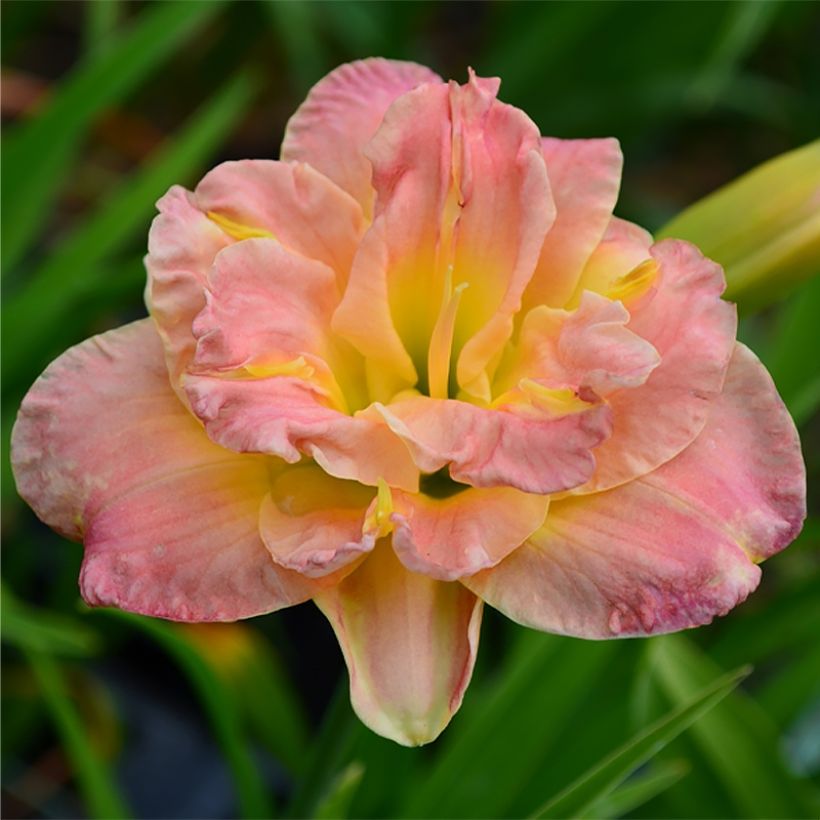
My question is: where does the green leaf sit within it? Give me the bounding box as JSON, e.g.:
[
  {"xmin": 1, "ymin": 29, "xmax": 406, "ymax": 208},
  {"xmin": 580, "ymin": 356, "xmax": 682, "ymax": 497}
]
[
  {"xmin": 287, "ymin": 680, "xmax": 363, "ymax": 819},
  {"xmin": 758, "ymin": 642, "xmax": 820, "ymax": 727},
  {"xmin": 2, "ymin": 0, "xmax": 223, "ymax": 273},
  {"xmin": 84, "ymin": 0, "xmax": 123, "ymax": 55},
  {"xmin": 585, "ymin": 759, "xmax": 691, "ymax": 819},
  {"xmin": 263, "ymin": 0, "xmax": 327, "ymax": 94},
  {"xmin": 649, "ymin": 634, "xmax": 816, "ymax": 818},
  {"xmin": 181, "ymin": 622, "xmax": 310, "ymax": 776},
  {"xmin": 658, "ymin": 139, "xmax": 820, "ymax": 312},
  {"xmin": 312, "ymin": 761, "xmax": 366, "ymax": 820},
  {"xmin": 764, "ymin": 274, "xmax": 820, "ymax": 426},
  {"xmin": 530, "ymin": 665, "xmax": 749, "ymax": 819},
  {"xmin": 97, "ymin": 610, "xmax": 274, "ymax": 819},
  {"xmin": 2, "ymin": 70, "xmax": 257, "ymax": 390},
  {"xmin": 2, "ymin": 583, "xmax": 99, "ymax": 656},
  {"xmin": 24, "ymin": 649, "xmax": 131, "ymax": 819},
  {"xmin": 403, "ymin": 632, "xmax": 618, "ymax": 818},
  {"xmin": 686, "ymin": 1, "xmax": 778, "ymax": 110}
]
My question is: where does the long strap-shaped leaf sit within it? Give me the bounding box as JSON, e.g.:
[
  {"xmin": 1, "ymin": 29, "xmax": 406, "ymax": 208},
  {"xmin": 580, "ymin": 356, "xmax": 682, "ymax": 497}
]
[
  {"xmin": 25, "ymin": 648, "xmax": 132, "ymax": 819},
  {"xmin": 2, "ymin": 0, "xmax": 223, "ymax": 273},
  {"xmin": 529, "ymin": 664, "xmax": 749, "ymax": 819},
  {"xmin": 2, "ymin": 70, "xmax": 257, "ymax": 390}
]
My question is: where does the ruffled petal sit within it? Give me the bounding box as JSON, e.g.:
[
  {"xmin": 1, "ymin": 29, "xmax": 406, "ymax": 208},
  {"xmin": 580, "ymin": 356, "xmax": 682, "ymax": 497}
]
[
  {"xmin": 521, "ymin": 138, "xmax": 623, "ymax": 312},
  {"xmin": 372, "ymin": 395, "xmax": 611, "ymax": 494},
  {"xmin": 315, "ymin": 541, "xmax": 483, "ymax": 746},
  {"xmin": 465, "ymin": 343, "xmax": 804, "ymax": 637},
  {"xmin": 11, "ymin": 320, "xmax": 315, "ymax": 621},
  {"xmin": 333, "ymin": 72, "xmax": 552, "ymax": 401},
  {"xmin": 189, "ymin": 238, "xmax": 343, "ymax": 382},
  {"xmin": 194, "ymin": 160, "xmax": 365, "ymax": 289},
  {"xmin": 391, "ymin": 487, "xmax": 548, "ymax": 580},
  {"xmin": 281, "ymin": 58, "xmax": 442, "ymax": 217},
  {"xmin": 145, "ymin": 186, "xmax": 231, "ymax": 392},
  {"xmin": 495, "ymin": 291, "xmax": 660, "ymax": 397},
  {"xmin": 259, "ymin": 464, "xmax": 376, "ymax": 578},
  {"xmin": 185, "ymin": 375, "xmax": 419, "ymax": 492},
  {"xmin": 576, "ymin": 238, "xmax": 737, "ymax": 493}
]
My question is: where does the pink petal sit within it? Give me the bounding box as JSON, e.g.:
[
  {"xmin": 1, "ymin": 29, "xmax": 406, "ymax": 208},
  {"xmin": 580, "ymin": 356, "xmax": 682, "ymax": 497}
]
[
  {"xmin": 391, "ymin": 487, "xmax": 548, "ymax": 580},
  {"xmin": 496, "ymin": 291, "xmax": 660, "ymax": 397},
  {"xmin": 190, "ymin": 238, "xmax": 341, "ymax": 376},
  {"xmin": 449, "ymin": 73, "xmax": 554, "ymax": 397},
  {"xmin": 259, "ymin": 464, "xmax": 376, "ymax": 578},
  {"xmin": 372, "ymin": 395, "xmax": 612, "ymax": 494},
  {"xmin": 11, "ymin": 320, "xmax": 315, "ymax": 621},
  {"xmin": 521, "ymin": 138, "xmax": 623, "ymax": 312},
  {"xmin": 194, "ymin": 160, "xmax": 365, "ymax": 289},
  {"xmin": 465, "ymin": 343, "xmax": 804, "ymax": 637},
  {"xmin": 641, "ymin": 343, "xmax": 805, "ymax": 561},
  {"xmin": 333, "ymin": 72, "xmax": 553, "ymax": 401},
  {"xmin": 185, "ymin": 375, "xmax": 419, "ymax": 492},
  {"xmin": 315, "ymin": 541, "xmax": 483, "ymax": 745},
  {"xmin": 281, "ymin": 58, "xmax": 442, "ymax": 217},
  {"xmin": 572, "ymin": 216, "xmax": 654, "ymax": 303},
  {"xmin": 145, "ymin": 186, "xmax": 231, "ymax": 392},
  {"xmin": 577, "ymin": 238, "xmax": 737, "ymax": 493}
]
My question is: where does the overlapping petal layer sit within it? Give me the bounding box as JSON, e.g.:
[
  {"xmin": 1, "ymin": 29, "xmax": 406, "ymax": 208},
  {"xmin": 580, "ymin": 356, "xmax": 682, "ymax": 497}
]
[
  {"xmin": 373, "ymin": 395, "xmax": 612, "ymax": 494},
  {"xmin": 521, "ymin": 137, "xmax": 623, "ymax": 311},
  {"xmin": 465, "ymin": 344, "xmax": 804, "ymax": 636},
  {"xmin": 391, "ymin": 486, "xmax": 548, "ymax": 580},
  {"xmin": 282, "ymin": 58, "xmax": 442, "ymax": 217},
  {"xmin": 11, "ymin": 320, "xmax": 316, "ymax": 621},
  {"xmin": 574, "ymin": 239, "xmax": 738, "ymax": 493}
]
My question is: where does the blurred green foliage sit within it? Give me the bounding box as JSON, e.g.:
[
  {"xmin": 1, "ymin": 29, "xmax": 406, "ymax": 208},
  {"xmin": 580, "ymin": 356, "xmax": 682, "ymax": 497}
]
[{"xmin": 2, "ymin": 1, "xmax": 819, "ymax": 818}]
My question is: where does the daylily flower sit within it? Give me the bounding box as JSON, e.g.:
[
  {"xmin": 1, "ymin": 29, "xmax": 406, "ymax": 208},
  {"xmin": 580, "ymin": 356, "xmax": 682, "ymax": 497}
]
[{"xmin": 12, "ymin": 59, "xmax": 806, "ymax": 746}]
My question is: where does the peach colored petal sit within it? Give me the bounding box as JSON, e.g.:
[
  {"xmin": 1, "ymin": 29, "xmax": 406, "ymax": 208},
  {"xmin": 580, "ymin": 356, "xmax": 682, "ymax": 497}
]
[
  {"xmin": 334, "ymin": 72, "xmax": 553, "ymax": 401},
  {"xmin": 315, "ymin": 540, "xmax": 482, "ymax": 746},
  {"xmin": 185, "ymin": 375, "xmax": 419, "ymax": 492},
  {"xmin": 372, "ymin": 395, "xmax": 612, "ymax": 494},
  {"xmin": 332, "ymin": 82, "xmax": 452, "ymax": 388},
  {"xmin": 145, "ymin": 186, "xmax": 231, "ymax": 393},
  {"xmin": 571, "ymin": 216, "xmax": 654, "ymax": 305},
  {"xmin": 391, "ymin": 487, "xmax": 548, "ymax": 580},
  {"xmin": 194, "ymin": 160, "xmax": 365, "ymax": 289},
  {"xmin": 11, "ymin": 320, "xmax": 315, "ymax": 621},
  {"xmin": 449, "ymin": 73, "xmax": 554, "ymax": 397},
  {"xmin": 190, "ymin": 238, "xmax": 340, "ymax": 376},
  {"xmin": 259, "ymin": 464, "xmax": 376, "ymax": 578},
  {"xmin": 521, "ymin": 138, "xmax": 623, "ymax": 312},
  {"xmin": 576, "ymin": 238, "xmax": 737, "ymax": 493},
  {"xmin": 640, "ymin": 343, "xmax": 805, "ymax": 562},
  {"xmin": 465, "ymin": 343, "xmax": 805, "ymax": 637},
  {"xmin": 495, "ymin": 291, "xmax": 660, "ymax": 398},
  {"xmin": 281, "ymin": 58, "xmax": 442, "ymax": 218}
]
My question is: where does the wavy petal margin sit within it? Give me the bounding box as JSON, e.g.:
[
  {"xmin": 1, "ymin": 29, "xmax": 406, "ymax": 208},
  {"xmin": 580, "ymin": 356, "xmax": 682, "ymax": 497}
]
[
  {"xmin": 11, "ymin": 321, "xmax": 316, "ymax": 620},
  {"xmin": 465, "ymin": 343, "xmax": 805, "ymax": 637}
]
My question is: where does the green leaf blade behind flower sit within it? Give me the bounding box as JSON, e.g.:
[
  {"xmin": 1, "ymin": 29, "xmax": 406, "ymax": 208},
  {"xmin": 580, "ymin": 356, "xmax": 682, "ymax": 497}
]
[
  {"xmin": 24, "ymin": 649, "xmax": 132, "ymax": 820},
  {"xmin": 529, "ymin": 665, "xmax": 749, "ymax": 819},
  {"xmin": 649, "ymin": 634, "xmax": 818, "ymax": 818},
  {"xmin": 1, "ymin": 0, "xmax": 224, "ymax": 274},
  {"xmin": 1, "ymin": 69, "xmax": 258, "ymax": 392}
]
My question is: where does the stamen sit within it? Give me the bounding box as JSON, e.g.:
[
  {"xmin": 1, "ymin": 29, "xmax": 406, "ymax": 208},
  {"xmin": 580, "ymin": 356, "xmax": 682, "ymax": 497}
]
[{"xmin": 606, "ymin": 259, "xmax": 658, "ymax": 304}]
